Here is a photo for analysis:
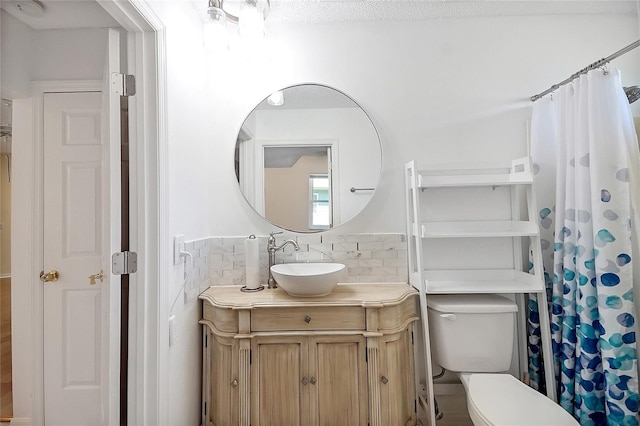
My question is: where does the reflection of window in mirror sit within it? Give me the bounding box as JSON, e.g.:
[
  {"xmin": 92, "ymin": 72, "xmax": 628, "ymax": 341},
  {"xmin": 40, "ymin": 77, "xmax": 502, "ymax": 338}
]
[{"xmin": 309, "ymin": 174, "xmax": 331, "ymax": 230}]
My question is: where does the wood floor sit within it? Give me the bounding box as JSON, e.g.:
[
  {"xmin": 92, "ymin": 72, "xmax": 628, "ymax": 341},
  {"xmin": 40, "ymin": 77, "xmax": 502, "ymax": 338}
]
[
  {"xmin": 0, "ymin": 277, "xmax": 11, "ymax": 420},
  {"xmin": 436, "ymin": 394, "xmax": 473, "ymax": 426}
]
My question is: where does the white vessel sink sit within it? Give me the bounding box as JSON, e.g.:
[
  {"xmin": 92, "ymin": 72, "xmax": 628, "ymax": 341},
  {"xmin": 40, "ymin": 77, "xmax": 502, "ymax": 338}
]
[{"xmin": 270, "ymin": 263, "xmax": 346, "ymax": 297}]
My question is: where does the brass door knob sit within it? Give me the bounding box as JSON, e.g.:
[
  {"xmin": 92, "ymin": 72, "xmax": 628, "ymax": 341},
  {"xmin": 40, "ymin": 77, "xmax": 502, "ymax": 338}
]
[
  {"xmin": 40, "ymin": 270, "xmax": 59, "ymax": 283},
  {"xmin": 89, "ymin": 270, "xmax": 104, "ymax": 285}
]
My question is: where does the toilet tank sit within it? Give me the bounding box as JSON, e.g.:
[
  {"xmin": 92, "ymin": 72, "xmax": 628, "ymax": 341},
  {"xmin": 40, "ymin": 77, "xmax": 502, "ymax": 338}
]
[{"xmin": 426, "ymin": 294, "xmax": 517, "ymax": 373}]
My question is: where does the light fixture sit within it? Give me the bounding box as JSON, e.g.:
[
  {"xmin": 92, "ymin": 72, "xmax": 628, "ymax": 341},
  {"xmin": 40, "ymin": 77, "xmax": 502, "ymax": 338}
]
[
  {"xmin": 14, "ymin": 0, "xmax": 45, "ymax": 18},
  {"xmin": 267, "ymin": 90, "xmax": 284, "ymax": 106},
  {"xmin": 204, "ymin": 3, "xmax": 228, "ymax": 51},
  {"xmin": 205, "ymin": 0, "xmax": 270, "ymax": 40}
]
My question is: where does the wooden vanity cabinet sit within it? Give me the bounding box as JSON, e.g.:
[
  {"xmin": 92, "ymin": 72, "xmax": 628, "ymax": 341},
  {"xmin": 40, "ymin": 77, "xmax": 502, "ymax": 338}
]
[
  {"xmin": 251, "ymin": 334, "xmax": 368, "ymax": 426},
  {"xmin": 200, "ymin": 284, "xmax": 418, "ymax": 426}
]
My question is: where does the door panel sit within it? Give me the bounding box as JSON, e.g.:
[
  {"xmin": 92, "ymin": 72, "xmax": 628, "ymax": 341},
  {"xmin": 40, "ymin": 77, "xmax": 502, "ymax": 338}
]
[
  {"xmin": 209, "ymin": 333, "xmax": 239, "ymax": 426},
  {"xmin": 252, "ymin": 336, "xmax": 306, "ymax": 426},
  {"xmin": 379, "ymin": 328, "xmax": 416, "ymax": 426},
  {"xmin": 43, "ymin": 91, "xmax": 105, "ymax": 426},
  {"xmin": 309, "ymin": 336, "xmax": 368, "ymax": 426}
]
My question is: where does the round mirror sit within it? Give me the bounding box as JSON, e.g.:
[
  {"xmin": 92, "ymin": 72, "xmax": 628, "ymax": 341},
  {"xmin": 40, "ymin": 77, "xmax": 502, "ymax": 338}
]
[{"xmin": 235, "ymin": 84, "xmax": 382, "ymax": 233}]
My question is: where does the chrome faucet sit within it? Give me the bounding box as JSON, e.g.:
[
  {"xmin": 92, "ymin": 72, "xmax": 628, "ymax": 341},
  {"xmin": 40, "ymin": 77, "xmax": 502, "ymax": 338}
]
[{"xmin": 267, "ymin": 232, "xmax": 300, "ymax": 288}]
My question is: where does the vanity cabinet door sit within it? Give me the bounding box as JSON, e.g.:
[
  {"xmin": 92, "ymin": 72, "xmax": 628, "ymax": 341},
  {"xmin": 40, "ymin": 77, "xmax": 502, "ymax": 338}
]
[
  {"xmin": 204, "ymin": 331, "xmax": 239, "ymax": 426},
  {"xmin": 378, "ymin": 327, "xmax": 417, "ymax": 426},
  {"xmin": 251, "ymin": 336, "xmax": 308, "ymax": 426},
  {"xmin": 308, "ymin": 335, "xmax": 368, "ymax": 426}
]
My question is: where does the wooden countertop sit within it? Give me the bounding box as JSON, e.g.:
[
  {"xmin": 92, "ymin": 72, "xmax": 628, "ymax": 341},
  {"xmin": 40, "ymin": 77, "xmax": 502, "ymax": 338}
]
[{"xmin": 199, "ymin": 283, "xmax": 417, "ymax": 309}]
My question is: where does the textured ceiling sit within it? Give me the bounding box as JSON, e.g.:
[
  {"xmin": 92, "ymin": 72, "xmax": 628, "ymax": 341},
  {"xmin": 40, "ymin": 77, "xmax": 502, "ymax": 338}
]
[
  {"xmin": 265, "ymin": 1, "xmax": 637, "ymax": 24},
  {"xmin": 2, "ymin": 0, "xmax": 636, "ymax": 30}
]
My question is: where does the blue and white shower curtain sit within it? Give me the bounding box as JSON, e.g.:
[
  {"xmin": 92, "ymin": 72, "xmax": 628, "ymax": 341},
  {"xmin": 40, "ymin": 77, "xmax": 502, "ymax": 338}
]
[{"xmin": 528, "ymin": 69, "xmax": 640, "ymax": 425}]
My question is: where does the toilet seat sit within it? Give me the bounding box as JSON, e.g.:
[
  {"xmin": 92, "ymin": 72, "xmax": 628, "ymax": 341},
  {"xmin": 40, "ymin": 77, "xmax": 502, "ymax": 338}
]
[{"xmin": 465, "ymin": 374, "xmax": 578, "ymax": 426}]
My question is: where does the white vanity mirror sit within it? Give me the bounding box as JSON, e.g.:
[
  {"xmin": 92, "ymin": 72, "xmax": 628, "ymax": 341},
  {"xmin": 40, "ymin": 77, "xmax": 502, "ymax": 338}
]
[{"xmin": 235, "ymin": 84, "xmax": 382, "ymax": 233}]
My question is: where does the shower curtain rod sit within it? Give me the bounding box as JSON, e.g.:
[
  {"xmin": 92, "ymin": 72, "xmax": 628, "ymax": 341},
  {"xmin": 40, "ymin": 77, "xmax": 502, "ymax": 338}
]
[{"xmin": 531, "ymin": 39, "xmax": 640, "ymax": 102}]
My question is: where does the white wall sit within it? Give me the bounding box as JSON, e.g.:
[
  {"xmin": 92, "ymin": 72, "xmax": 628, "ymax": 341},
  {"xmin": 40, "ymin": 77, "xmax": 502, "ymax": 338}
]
[
  {"xmin": 206, "ymin": 14, "xmax": 639, "ymax": 239},
  {"xmin": 148, "ymin": 7, "xmax": 640, "ymax": 424},
  {"xmin": 1, "ymin": 12, "xmax": 33, "ymax": 98},
  {"xmin": 0, "ymin": 12, "xmax": 108, "ymax": 97},
  {"xmin": 31, "ymin": 28, "xmax": 107, "ymax": 81},
  {"xmin": 142, "ymin": 2, "xmax": 218, "ymax": 425}
]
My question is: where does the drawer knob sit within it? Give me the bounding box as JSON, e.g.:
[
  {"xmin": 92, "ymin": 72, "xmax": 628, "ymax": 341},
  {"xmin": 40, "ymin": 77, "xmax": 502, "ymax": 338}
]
[
  {"xmin": 301, "ymin": 377, "xmax": 309, "ymax": 385},
  {"xmin": 304, "ymin": 315, "xmax": 312, "ymax": 323},
  {"xmin": 310, "ymin": 376, "xmax": 317, "ymax": 385},
  {"xmin": 231, "ymin": 379, "xmax": 239, "ymax": 387},
  {"xmin": 381, "ymin": 376, "xmax": 389, "ymax": 385}
]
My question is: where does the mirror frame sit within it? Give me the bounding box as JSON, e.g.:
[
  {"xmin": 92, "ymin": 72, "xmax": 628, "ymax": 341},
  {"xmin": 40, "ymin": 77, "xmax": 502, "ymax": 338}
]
[{"xmin": 235, "ymin": 83, "xmax": 382, "ymax": 233}]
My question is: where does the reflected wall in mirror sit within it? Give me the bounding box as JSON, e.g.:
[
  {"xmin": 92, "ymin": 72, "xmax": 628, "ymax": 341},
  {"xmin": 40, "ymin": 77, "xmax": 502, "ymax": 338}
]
[{"xmin": 235, "ymin": 84, "xmax": 382, "ymax": 233}]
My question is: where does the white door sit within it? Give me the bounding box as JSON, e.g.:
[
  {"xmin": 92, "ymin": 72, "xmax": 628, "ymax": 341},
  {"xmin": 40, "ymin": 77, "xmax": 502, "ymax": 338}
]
[{"xmin": 42, "ymin": 29, "xmax": 122, "ymax": 426}]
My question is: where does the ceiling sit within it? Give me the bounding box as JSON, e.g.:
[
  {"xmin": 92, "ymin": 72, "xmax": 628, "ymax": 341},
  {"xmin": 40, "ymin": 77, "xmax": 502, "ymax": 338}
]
[
  {"xmin": 1, "ymin": 0, "xmax": 636, "ymax": 30},
  {"xmin": 0, "ymin": 0, "xmax": 118, "ymax": 30}
]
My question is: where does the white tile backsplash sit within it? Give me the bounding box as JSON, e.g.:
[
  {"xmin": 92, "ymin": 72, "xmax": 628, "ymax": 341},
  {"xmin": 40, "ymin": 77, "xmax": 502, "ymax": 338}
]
[{"xmin": 183, "ymin": 233, "xmax": 408, "ymax": 291}]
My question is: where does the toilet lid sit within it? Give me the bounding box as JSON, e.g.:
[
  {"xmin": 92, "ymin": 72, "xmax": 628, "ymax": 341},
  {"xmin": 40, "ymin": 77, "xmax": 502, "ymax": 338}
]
[{"xmin": 467, "ymin": 374, "xmax": 578, "ymax": 426}]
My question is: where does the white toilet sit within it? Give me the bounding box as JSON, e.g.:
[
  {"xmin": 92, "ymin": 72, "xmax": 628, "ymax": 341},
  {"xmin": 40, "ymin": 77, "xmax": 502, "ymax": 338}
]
[{"xmin": 427, "ymin": 294, "xmax": 578, "ymax": 426}]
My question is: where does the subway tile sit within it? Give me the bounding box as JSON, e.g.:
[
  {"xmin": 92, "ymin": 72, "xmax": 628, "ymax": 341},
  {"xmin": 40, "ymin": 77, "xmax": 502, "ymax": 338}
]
[
  {"xmin": 358, "ymin": 241, "xmax": 384, "ymax": 251},
  {"xmin": 340, "ymin": 259, "xmax": 361, "ymax": 268},
  {"xmin": 383, "ymin": 258, "xmax": 408, "ymax": 268},
  {"xmin": 222, "ymin": 269, "xmax": 245, "ymax": 279},
  {"xmin": 372, "ymin": 250, "xmax": 398, "ymax": 259},
  {"xmin": 320, "ymin": 235, "xmax": 348, "ymax": 244},
  {"xmin": 332, "ymin": 242, "xmax": 358, "ymax": 252},
  {"xmin": 358, "ymin": 259, "xmax": 384, "ymax": 268},
  {"xmin": 371, "ymin": 267, "xmax": 401, "ymax": 276},
  {"xmin": 215, "ymin": 278, "xmax": 244, "ymax": 286},
  {"xmin": 222, "ymin": 253, "xmax": 244, "ymax": 262},
  {"xmin": 294, "ymin": 234, "xmax": 322, "ymax": 244},
  {"xmin": 208, "ymin": 237, "xmax": 224, "ymax": 248},
  {"xmin": 367, "ymin": 234, "xmax": 396, "ymax": 243},
  {"xmin": 347, "ymin": 267, "xmax": 373, "ymax": 276},
  {"xmin": 383, "ymin": 276, "xmax": 409, "ymax": 283},
  {"xmin": 222, "ymin": 237, "xmax": 243, "ymax": 247},
  {"xmin": 383, "ymin": 241, "xmax": 407, "ymax": 251},
  {"xmin": 331, "ymin": 250, "xmax": 372, "ymax": 260},
  {"xmin": 220, "ymin": 261, "xmax": 235, "ymax": 270}
]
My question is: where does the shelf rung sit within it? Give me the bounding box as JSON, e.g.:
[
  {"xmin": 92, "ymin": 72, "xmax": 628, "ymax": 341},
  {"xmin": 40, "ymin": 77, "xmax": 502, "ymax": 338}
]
[
  {"xmin": 418, "ymin": 172, "xmax": 533, "ymax": 188},
  {"xmin": 421, "ymin": 221, "xmax": 539, "ymax": 238},
  {"xmin": 424, "ymin": 269, "xmax": 544, "ymax": 294}
]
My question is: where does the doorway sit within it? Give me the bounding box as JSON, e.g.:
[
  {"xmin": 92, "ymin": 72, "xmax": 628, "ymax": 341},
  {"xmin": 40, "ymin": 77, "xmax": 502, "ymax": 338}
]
[{"xmin": 2, "ymin": 1, "xmax": 164, "ymax": 423}]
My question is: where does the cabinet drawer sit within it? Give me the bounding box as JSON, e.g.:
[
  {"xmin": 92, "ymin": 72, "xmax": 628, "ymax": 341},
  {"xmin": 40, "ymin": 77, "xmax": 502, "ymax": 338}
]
[{"xmin": 252, "ymin": 306, "xmax": 365, "ymax": 331}]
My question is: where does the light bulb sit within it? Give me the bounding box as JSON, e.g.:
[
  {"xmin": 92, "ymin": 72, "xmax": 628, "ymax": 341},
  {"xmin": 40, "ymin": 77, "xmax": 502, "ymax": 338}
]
[
  {"xmin": 238, "ymin": 0, "xmax": 265, "ymax": 40},
  {"xmin": 267, "ymin": 90, "xmax": 284, "ymax": 106},
  {"xmin": 204, "ymin": 6, "xmax": 228, "ymax": 52}
]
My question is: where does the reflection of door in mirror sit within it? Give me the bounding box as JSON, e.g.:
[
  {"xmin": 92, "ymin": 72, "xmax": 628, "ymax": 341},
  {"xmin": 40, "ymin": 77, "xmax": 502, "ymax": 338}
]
[{"xmin": 264, "ymin": 146, "xmax": 333, "ymax": 232}]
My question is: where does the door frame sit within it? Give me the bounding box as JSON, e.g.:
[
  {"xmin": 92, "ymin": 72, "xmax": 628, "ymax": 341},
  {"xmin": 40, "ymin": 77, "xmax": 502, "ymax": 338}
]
[{"xmin": 11, "ymin": 1, "xmax": 168, "ymax": 425}]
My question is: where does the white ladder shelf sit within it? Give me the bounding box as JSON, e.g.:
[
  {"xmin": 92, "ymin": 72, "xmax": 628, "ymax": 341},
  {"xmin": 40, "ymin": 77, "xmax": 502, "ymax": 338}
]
[{"xmin": 404, "ymin": 157, "xmax": 556, "ymax": 425}]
